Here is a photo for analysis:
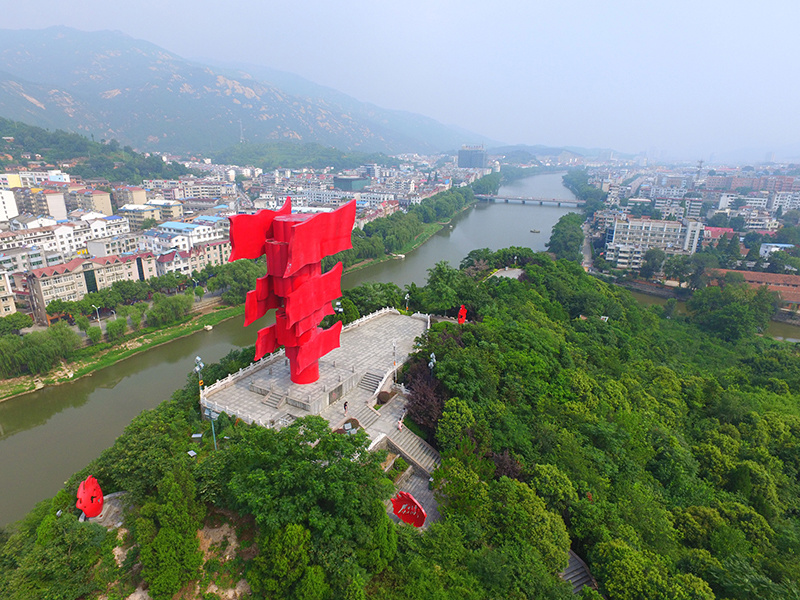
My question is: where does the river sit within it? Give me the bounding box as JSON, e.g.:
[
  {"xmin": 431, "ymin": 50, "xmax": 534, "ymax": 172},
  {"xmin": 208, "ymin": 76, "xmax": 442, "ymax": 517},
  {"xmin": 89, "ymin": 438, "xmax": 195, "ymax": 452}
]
[{"xmin": 2, "ymin": 171, "xmax": 798, "ymax": 526}]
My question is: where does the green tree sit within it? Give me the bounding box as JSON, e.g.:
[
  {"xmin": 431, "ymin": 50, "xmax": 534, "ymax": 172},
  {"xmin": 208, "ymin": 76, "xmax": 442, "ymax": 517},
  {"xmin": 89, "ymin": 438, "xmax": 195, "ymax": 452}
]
[
  {"xmin": 86, "ymin": 326, "xmax": 103, "ymax": 344},
  {"xmin": 546, "ymin": 213, "xmax": 584, "ymax": 262},
  {"xmin": 105, "ymin": 317, "xmax": 127, "ymax": 343},
  {"xmin": 640, "ymin": 248, "xmax": 666, "ymax": 279}
]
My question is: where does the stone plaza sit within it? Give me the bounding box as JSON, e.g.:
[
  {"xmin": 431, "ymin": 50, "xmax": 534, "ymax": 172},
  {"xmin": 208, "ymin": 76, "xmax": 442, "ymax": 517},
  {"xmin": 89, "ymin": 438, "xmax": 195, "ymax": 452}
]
[{"xmin": 201, "ymin": 308, "xmax": 428, "ymax": 431}]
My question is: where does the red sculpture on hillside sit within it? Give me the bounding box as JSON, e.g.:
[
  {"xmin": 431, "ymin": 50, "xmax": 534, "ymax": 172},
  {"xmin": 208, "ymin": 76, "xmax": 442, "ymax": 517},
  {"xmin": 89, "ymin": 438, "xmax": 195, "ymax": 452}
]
[
  {"xmin": 76, "ymin": 475, "xmax": 104, "ymax": 518},
  {"xmin": 391, "ymin": 491, "xmax": 427, "ymax": 527},
  {"xmin": 457, "ymin": 304, "xmax": 467, "ymax": 324},
  {"xmin": 228, "ymin": 198, "xmax": 356, "ymax": 384}
]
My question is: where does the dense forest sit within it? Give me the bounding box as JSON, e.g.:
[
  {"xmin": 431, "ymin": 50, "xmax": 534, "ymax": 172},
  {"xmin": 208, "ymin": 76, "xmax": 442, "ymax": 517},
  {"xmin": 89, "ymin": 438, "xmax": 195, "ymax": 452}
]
[
  {"xmin": 0, "ymin": 117, "xmax": 193, "ymax": 183},
  {"xmin": 1, "ymin": 243, "xmax": 798, "ymax": 599},
  {"xmin": 211, "ymin": 142, "xmax": 400, "ymax": 171}
]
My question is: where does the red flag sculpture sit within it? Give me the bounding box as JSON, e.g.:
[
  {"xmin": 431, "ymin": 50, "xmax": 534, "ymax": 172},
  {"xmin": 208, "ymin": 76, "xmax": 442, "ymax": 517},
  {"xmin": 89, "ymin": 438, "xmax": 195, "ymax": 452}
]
[
  {"xmin": 228, "ymin": 199, "xmax": 356, "ymax": 384},
  {"xmin": 76, "ymin": 475, "xmax": 104, "ymax": 518},
  {"xmin": 457, "ymin": 304, "xmax": 467, "ymax": 324},
  {"xmin": 391, "ymin": 491, "xmax": 427, "ymax": 527}
]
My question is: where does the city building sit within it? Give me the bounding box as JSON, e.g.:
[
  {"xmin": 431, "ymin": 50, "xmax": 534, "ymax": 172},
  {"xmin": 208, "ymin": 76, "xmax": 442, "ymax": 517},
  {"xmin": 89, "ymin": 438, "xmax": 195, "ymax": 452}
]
[
  {"xmin": 87, "ymin": 233, "xmax": 143, "ymax": 258},
  {"xmin": 26, "ymin": 252, "xmax": 158, "ymax": 324},
  {"xmin": 154, "ymin": 240, "xmax": 231, "ymax": 276},
  {"xmin": 118, "ymin": 204, "xmax": 161, "ymax": 228},
  {"xmin": 605, "ymin": 217, "xmax": 704, "ymax": 269},
  {"xmin": 0, "ymin": 189, "xmax": 19, "ymax": 222},
  {"xmin": 66, "ymin": 189, "xmax": 113, "ymax": 216},
  {"xmin": 333, "ymin": 176, "xmax": 369, "ymax": 192},
  {"xmin": 145, "ymin": 198, "xmax": 184, "ymax": 220},
  {"xmin": 457, "ymin": 146, "xmax": 487, "ymax": 168},
  {"xmin": 113, "ymin": 186, "xmax": 148, "ymax": 206},
  {"xmin": 0, "ymin": 271, "xmax": 16, "ymax": 315},
  {"xmin": 710, "ymin": 269, "xmax": 800, "ymax": 309}
]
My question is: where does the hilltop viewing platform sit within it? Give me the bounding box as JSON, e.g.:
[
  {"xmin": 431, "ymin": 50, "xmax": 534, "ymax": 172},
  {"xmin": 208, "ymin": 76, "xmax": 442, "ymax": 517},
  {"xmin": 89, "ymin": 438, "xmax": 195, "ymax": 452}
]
[{"xmin": 201, "ymin": 309, "xmax": 429, "ymax": 431}]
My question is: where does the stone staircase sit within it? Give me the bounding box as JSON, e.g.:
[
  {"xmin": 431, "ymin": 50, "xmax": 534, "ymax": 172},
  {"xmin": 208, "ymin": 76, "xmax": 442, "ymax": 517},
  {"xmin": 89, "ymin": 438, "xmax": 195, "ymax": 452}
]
[
  {"xmin": 388, "ymin": 426, "xmax": 441, "ymax": 475},
  {"xmin": 260, "ymin": 390, "xmax": 285, "ymax": 409},
  {"xmin": 348, "ymin": 399, "xmax": 380, "ymax": 428},
  {"xmin": 358, "ymin": 371, "xmax": 384, "ymax": 394},
  {"xmin": 560, "ymin": 550, "xmax": 597, "ymax": 595}
]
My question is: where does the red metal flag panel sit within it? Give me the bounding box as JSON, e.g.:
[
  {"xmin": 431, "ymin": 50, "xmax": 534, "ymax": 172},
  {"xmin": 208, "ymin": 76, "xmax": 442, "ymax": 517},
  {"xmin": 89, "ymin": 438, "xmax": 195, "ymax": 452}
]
[{"xmin": 228, "ymin": 199, "xmax": 356, "ymax": 384}]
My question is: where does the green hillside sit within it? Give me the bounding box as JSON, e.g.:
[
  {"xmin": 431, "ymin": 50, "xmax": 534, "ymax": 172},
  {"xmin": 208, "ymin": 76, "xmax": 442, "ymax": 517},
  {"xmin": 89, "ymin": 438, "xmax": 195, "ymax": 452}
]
[{"xmin": 1, "ymin": 252, "xmax": 798, "ymax": 599}]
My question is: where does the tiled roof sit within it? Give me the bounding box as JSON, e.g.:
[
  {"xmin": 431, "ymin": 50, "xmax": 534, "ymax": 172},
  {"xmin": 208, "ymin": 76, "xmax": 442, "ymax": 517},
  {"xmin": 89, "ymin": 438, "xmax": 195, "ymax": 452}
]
[{"xmin": 711, "ymin": 269, "xmax": 800, "ymax": 303}]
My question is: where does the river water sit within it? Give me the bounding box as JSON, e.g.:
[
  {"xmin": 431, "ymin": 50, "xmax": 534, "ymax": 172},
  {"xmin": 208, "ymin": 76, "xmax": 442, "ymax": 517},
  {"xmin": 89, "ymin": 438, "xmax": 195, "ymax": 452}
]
[{"xmin": 2, "ymin": 172, "xmax": 798, "ymax": 526}]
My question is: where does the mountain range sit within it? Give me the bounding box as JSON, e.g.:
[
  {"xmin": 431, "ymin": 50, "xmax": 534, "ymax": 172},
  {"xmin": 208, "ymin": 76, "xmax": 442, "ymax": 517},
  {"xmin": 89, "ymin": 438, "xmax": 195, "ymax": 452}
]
[{"xmin": 0, "ymin": 27, "xmax": 500, "ymax": 155}]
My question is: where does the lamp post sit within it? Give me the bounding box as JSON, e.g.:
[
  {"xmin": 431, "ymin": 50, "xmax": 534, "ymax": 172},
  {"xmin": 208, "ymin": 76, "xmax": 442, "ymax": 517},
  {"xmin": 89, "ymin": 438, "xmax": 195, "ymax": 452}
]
[
  {"xmin": 405, "ymin": 293, "xmax": 410, "ymax": 311},
  {"xmin": 428, "ymin": 352, "xmax": 436, "ymax": 373},
  {"xmin": 204, "ymin": 408, "xmax": 219, "ymax": 451},
  {"xmin": 91, "ymin": 304, "xmax": 100, "ymax": 323},
  {"xmin": 110, "ymin": 309, "xmax": 117, "ymax": 321},
  {"xmin": 192, "ymin": 278, "xmax": 198, "ymax": 288}
]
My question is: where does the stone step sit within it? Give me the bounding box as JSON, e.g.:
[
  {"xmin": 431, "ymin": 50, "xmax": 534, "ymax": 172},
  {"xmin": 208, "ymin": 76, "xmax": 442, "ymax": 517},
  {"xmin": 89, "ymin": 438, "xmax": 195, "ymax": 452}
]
[
  {"xmin": 389, "ymin": 427, "xmax": 441, "ymax": 475},
  {"xmin": 358, "ymin": 372, "xmax": 383, "ymax": 394},
  {"xmin": 261, "ymin": 391, "xmax": 284, "ymax": 409},
  {"xmin": 347, "ymin": 401, "xmax": 380, "ymax": 428},
  {"xmin": 560, "ymin": 550, "xmax": 596, "ymax": 595}
]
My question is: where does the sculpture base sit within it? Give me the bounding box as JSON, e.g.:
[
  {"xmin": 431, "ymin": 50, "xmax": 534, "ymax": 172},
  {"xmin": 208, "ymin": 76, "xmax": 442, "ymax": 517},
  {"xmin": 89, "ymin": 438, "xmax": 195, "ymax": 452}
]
[{"xmin": 290, "ymin": 360, "xmax": 319, "ymax": 384}]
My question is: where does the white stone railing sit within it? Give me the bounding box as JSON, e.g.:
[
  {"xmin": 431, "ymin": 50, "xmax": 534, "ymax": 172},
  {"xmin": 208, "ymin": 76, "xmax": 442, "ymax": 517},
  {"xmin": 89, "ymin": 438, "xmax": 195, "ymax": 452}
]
[{"xmin": 342, "ymin": 306, "xmax": 397, "ymax": 331}]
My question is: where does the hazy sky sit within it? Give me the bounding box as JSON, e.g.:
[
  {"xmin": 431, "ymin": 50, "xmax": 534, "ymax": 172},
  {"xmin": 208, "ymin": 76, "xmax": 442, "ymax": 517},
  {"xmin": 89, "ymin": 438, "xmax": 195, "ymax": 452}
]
[{"xmin": 3, "ymin": 0, "xmax": 800, "ymax": 160}]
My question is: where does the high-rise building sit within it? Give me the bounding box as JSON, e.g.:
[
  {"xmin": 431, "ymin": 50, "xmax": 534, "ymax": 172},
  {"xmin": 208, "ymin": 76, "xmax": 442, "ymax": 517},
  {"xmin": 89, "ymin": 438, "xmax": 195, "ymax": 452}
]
[{"xmin": 458, "ymin": 146, "xmax": 487, "ymax": 168}]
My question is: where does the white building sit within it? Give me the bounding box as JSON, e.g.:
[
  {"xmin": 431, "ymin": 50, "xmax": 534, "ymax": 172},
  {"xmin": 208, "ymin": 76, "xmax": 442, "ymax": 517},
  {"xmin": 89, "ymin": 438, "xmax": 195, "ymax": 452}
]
[
  {"xmin": 0, "ymin": 271, "xmax": 15, "ymax": 315},
  {"xmin": 605, "ymin": 217, "xmax": 704, "ymax": 269},
  {"xmin": 0, "ymin": 189, "xmax": 19, "ymax": 222}
]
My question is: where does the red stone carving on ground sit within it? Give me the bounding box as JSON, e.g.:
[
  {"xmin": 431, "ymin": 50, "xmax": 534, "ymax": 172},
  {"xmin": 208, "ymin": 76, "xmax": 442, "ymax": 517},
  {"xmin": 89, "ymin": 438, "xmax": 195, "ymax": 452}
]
[
  {"xmin": 76, "ymin": 475, "xmax": 104, "ymax": 518},
  {"xmin": 228, "ymin": 199, "xmax": 356, "ymax": 383},
  {"xmin": 391, "ymin": 491, "xmax": 427, "ymax": 527}
]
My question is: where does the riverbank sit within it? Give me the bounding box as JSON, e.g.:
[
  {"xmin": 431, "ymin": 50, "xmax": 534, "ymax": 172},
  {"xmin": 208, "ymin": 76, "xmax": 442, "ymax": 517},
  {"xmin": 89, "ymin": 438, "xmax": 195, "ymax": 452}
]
[
  {"xmin": 0, "ymin": 302, "xmax": 246, "ymax": 402},
  {"xmin": 340, "ymin": 202, "xmax": 474, "ymax": 276},
  {"xmin": 0, "ymin": 209, "xmax": 468, "ymax": 403}
]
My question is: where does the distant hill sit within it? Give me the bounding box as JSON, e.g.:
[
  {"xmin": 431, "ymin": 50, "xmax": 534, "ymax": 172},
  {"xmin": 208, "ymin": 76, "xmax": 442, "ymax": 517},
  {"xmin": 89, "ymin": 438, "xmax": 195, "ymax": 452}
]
[
  {"xmin": 0, "ymin": 27, "xmax": 496, "ymax": 155},
  {"xmin": 0, "ymin": 117, "xmax": 193, "ymax": 184}
]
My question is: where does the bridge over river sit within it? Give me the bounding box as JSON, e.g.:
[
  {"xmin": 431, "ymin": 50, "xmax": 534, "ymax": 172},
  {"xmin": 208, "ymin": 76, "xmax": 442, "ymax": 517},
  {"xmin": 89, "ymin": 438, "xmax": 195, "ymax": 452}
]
[{"xmin": 475, "ymin": 194, "xmax": 584, "ymax": 207}]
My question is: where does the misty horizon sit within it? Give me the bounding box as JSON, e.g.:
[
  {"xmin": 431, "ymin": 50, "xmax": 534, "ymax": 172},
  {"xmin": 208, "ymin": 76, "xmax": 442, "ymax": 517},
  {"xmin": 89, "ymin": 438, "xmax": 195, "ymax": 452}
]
[{"xmin": 2, "ymin": 1, "xmax": 799, "ymax": 163}]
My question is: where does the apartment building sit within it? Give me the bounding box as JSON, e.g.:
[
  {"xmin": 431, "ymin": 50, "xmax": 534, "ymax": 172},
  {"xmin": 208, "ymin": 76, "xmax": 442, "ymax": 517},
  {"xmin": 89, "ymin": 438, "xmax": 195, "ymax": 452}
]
[
  {"xmin": 113, "ymin": 186, "xmax": 148, "ymax": 206},
  {"xmin": 0, "ymin": 189, "xmax": 19, "ymax": 222},
  {"xmin": 605, "ymin": 217, "xmax": 704, "ymax": 269},
  {"xmin": 0, "ymin": 246, "xmax": 61, "ymax": 273},
  {"xmin": 649, "ymin": 187, "xmax": 688, "ymax": 200},
  {"xmin": 146, "ymin": 198, "xmax": 184, "ymax": 220},
  {"xmin": 0, "ymin": 170, "xmax": 70, "ymax": 188},
  {"xmin": 154, "ymin": 240, "xmax": 232, "ymax": 276},
  {"xmin": 139, "ymin": 230, "xmax": 191, "ymax": 254},
  {"xmin": 26, "ymin": 252, "xmax": 158, "ymax": 324},
  {"xmin": 157, "ymin": 220, "xmax": 226, "ymax": 247},
  {"xmin": 117, "ymin": 204, "xmax": 161, "ymax": 228},
  {"xmin": 0, "ymin": 271, "xmax": 16, "ymax": 315},
  {"xmin": 87, "ymin": 233, "xmax": 142, "ymax": 258},
  {"xmin": 65, "ymin": 189, "xmax": 113, "ymax": 216}
]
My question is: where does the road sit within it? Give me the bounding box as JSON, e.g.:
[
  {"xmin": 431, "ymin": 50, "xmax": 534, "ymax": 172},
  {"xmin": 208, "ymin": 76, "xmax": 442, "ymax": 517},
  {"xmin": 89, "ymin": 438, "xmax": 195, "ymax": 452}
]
[{"xmin": 581, "ymin": 221, "xmax": 593, "ymax": 271}]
